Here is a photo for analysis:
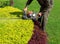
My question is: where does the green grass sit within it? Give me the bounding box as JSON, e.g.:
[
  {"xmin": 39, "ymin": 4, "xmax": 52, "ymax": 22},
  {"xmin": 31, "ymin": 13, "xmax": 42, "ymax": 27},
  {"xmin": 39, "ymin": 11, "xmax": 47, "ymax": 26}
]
[
  {"xmin": 14, "ymin": 0, "xmax": 40, "ymax": 12},
  {"xmin": 14, "ymin": 0, "xmax": 60, "ymax": 44}
]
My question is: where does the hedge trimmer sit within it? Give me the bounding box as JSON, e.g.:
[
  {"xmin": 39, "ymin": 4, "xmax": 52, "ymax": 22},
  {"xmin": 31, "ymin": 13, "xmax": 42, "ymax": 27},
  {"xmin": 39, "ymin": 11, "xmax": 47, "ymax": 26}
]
[
  {"xmin": 22, "ymin": 11, "xmax": 41, "ymax": 20},
  {"xmin": 22, "ymin": 10, "xmax": 43, "ymax": 26}
]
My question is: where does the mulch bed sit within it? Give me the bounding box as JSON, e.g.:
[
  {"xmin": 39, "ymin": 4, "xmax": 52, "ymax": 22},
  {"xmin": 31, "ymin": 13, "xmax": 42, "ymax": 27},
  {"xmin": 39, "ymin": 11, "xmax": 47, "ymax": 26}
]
[{"xmin": 28, "ymin": 20, "xmax": 48, "ymax": 44}]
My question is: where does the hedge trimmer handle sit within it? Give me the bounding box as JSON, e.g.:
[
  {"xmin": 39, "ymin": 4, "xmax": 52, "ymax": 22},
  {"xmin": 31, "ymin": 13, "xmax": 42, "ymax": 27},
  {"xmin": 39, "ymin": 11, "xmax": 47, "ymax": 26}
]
[{"xmin": 22, "ymin": 11, "xmax": 28, "ymax": 19}]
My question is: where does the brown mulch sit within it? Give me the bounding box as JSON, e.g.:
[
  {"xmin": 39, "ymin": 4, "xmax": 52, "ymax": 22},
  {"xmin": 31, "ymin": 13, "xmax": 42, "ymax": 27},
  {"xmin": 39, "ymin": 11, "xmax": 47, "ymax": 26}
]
[{"xmin": 28, "ymin": 20, "xmax": 48, "ymax": 44}]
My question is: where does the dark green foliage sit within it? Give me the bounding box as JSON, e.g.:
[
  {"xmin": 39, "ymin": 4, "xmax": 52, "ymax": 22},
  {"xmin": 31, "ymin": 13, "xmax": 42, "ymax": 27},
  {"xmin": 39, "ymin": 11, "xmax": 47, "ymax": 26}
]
[{"xmin": 0, "ymin": 0, "xmax": 10, "ymax": 8}]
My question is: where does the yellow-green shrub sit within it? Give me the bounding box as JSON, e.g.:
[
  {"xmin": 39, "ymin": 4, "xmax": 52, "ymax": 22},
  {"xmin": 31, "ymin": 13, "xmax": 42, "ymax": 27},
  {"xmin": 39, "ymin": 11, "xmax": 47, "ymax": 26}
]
[
  {"xmin": 0, "ymin": 6, "xmax": 34, "ymax": 44},
  {"xmin": 0, "ymin": 6, "xmax": 22, "ymax": 18}
]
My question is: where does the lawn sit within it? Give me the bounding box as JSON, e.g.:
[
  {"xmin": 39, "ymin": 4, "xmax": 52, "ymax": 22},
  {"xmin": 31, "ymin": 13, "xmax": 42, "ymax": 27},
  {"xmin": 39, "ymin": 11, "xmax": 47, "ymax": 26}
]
[{"xmin": 14, "ymin": 0, "xmax": 60, "ymax": 44}]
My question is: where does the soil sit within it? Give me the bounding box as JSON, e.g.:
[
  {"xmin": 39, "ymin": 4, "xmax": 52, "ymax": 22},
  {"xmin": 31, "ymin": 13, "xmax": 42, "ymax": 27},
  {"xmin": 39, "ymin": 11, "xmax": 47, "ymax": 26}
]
[{"xmin": 28, "ymin": 20, "xmax": 48, "ymax": 44}]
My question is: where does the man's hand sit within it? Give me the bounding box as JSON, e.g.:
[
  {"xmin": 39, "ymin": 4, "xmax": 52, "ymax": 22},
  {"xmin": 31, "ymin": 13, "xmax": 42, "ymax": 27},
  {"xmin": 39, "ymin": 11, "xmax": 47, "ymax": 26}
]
[
  {"xmin": 38, "ymin": 12, "xmax": 42, "ymax": 17},
  {"xmin": 24, "ymin": 7, "xmax": 28, "ymax": 12}
]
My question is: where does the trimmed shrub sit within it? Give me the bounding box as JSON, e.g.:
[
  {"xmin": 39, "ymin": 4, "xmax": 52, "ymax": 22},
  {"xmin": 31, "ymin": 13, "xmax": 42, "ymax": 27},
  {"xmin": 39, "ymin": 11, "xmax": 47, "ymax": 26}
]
[
  {"xmin": 0, "ymin": 6, "xmax": 34, "ymax": 44},
  {"xmin": 0, "ymin": 6, "xmax": 22, "ymax": 18}
]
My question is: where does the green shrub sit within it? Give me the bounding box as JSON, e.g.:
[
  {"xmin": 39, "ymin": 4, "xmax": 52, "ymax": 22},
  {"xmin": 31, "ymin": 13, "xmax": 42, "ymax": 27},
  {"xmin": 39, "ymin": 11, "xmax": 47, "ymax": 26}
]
[
  {"xmin": 0, "ymin": 6, "xmax": 34, "ymax": 44},
  {"xmin": 0, "ymin": 0, "xmax": 10, "ymax": 8}
]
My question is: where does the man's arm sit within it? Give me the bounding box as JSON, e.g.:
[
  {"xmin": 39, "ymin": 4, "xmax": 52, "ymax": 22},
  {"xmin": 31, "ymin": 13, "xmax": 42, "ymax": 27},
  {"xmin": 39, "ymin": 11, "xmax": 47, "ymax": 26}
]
[
  {"xmin": 25, "ymin": 0, "xmax": 33, "ymax": 7},
  {"xmin": 24, "ymin": 0, "xmax": 33, "ymax": 11}
]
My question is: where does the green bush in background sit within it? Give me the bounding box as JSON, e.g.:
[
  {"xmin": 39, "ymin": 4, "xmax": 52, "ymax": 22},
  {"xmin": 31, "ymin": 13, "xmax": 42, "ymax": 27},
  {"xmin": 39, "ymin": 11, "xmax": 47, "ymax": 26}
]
[
  {"xmin": 0, "ymin": 0, "xmax": 10, "ymax": 8},
  {"xmin": 0, "ymin": 6, "xmax": 34, "ymax": 44}
]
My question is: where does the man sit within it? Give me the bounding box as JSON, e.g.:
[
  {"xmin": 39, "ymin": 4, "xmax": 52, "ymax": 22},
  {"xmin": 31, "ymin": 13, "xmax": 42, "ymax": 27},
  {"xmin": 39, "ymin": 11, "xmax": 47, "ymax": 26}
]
[{"xmin": 24, "ymin": 0, "xmax": 53, "ymax": 31}]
